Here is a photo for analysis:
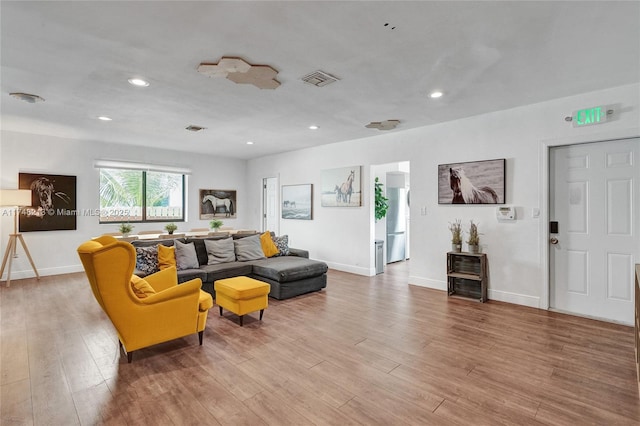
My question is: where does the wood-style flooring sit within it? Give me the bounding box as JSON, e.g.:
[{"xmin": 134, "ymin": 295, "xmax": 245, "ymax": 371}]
[{"xmin": 2, "ymin": 262, "xmax": 639, "ymax": 425}]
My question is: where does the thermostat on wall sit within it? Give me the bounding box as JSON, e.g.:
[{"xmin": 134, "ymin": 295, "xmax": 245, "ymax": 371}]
[{"xmin": 496, "ymin": 206, "xmax": 516, "ymax": 221}]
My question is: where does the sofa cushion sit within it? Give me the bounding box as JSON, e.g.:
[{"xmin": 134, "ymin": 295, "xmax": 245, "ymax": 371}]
[
  {"xmin": 200, "ymin": 262, "xmax": 254, "ymax": 283},
  {"xmin": 272, "ymin": 235, "xmax": 290, "ymax": 256},
  {"xmin": 130, "ymin": 275, "xmax": 156, "ymax": 298},
  {"xmin": 135, "ymin": 246, "xmax": 159, "ymax": 275},
  {"xmin": 175, "ymin": 240, "xmax": 199, "ymax": 270},
  {"xmin": 234, "ymin": 234, "xmax": 266, "ymax": 261},
  {"xmin": 250, "ymin": 256, "xmax": 328, "ymax": 283},
  {"xmin": 260, "ymin": 231, "xmax": 280, "ymax": 257},
  {"xmin": 177, "ymin": 269, "xmax": 207, "ymax": 284},
  {"xmin": 184, "ymin": 236, "xmax": 229, "ymax": 266},
  {"xmin": 204, "ymin": 238, "xmax": 236, "ymax": 264},
  {"xmin": 158, "ymin": 244, "xmax": 176, "ymax": 270}
]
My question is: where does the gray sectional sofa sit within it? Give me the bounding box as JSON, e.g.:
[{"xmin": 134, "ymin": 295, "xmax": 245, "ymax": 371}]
[{"xmin": 131, "ymin": 234, "xmax": 328, "ymax": 300}]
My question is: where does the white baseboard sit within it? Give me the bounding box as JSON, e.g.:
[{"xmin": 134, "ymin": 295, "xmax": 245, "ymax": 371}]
[
  {"xmin": 408, "ymin": 276, "xmax": 447, "ymax": 291},
  {"xmin": 1, "ymin": 264, "xmax": 84, "ymax": 281},
  {"xmin": 324, "ymin": 261, "xmax": 371, "ymax": 276},
  {"xmin": 487, "ymin": 289, "xmax": 540, "ymax": 308}
]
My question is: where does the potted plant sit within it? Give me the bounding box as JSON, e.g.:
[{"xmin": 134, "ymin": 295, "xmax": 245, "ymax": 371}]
[
  {"xmin": 209, "ymin": 219, "xmax": 223, "ymax": 231},
  {"xmin": 374, "ymin": 177, "xmax": 389, "ymax": 221},
  {"xmin": 449, "ymin": 219, "xmax": 463, "ymax": 252},
  {"xmin": 164, "ymin": 223, "xmax": 178, "ymax": 235},
  {"xmin": 467, "ymin": 220, "xmax": 481, "ymax": 254},
  {"xmin": 118, "ymin": 222, "xmax": 133, "ymax": 237}
]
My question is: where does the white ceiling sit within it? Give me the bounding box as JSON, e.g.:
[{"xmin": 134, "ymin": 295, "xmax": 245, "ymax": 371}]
[{"xmin": 1, "ymin": 1, "xmax": 639, "ymax": 160}]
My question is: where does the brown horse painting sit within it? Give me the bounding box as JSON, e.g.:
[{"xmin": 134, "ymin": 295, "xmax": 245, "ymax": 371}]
[
  {"xmin": 338, "ymin": 170, "xmax": 355, "ymax": 203},
  {"xmin": 449, "ymin": 167, "xmax": 498, "ymax": 204}
]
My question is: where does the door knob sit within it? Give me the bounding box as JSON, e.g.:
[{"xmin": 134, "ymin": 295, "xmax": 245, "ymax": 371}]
[{"xmin": 550, "ymin": 237, "xmax": 559, "ymax": 245}]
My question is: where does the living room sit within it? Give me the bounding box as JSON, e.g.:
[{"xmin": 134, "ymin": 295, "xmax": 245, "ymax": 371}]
[{"xmin": 1, "ymin": 1, "xmax": 639, "ymax": 424}]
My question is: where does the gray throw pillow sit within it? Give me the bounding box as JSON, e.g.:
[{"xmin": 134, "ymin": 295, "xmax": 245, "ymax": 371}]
[
  {"xmin": 234, "ymin": 234, "xmax": 266, "ymax": 261},
  {"xmin": 204, "ymin": 238, "xmax": 236, "ymax": 265},
  {"xmin": 174, "ymin": 240, "xmax": 200, "ymax": 270}
]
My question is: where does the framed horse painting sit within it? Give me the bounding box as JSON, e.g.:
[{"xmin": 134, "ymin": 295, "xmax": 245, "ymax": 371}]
[
  {"xmin": 438, "ymin": 159, "xmax": 506, "ymax": 204},
  {"xmin": 320, "ymin": 166, "xmax": 362, "ymax": 207},
  {"xmin": 200, "ymin": 189, "xmax": 237, "ymax": 219}
]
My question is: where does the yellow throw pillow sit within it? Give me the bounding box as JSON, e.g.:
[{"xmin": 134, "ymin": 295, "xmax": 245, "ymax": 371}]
[
  {"xmin": 260, "ymin": 231, "xmax": 280, "ymax": 258},
  {"xmin": 131, "ymin": 275, "xmax": 156, "ymax": 299},
  {"xmin": 158, "ymin": 244, "xmax": 177, "ymax": 270}
]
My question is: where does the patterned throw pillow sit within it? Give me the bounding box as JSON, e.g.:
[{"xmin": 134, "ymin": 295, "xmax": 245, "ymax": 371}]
[
  {"xmin": 135, "ymin": 246, "xmax": 159, "ymax": 275},
  {"xmin": 272, "ymin": 235, "xmax": 289, "ymax": 256}
]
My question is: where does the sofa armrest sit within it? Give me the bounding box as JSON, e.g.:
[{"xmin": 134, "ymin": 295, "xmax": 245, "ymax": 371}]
[{"xmin": 288, "ymin": 248, "xmax": 309, "ymax": 258}]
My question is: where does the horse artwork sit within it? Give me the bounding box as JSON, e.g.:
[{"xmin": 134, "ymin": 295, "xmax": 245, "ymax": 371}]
[
  {"xmin": 199, "ymin": 189, "xmax": 237, "ymax": 219},
  {"xmin": 19, "ymin": 173, "xmax": 77, "ymax": 231},
  {"xmin": 438, "ymin": 159, "xmax": 505, "ymax": 204},
  {"xmin": 321, "ymin": 166, "xmax": 362, "ymax": 207}
]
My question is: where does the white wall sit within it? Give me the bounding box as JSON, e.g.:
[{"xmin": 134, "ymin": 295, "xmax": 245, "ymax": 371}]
[
  {"xmin": 0, "ymin": 130, "xmax": 248, "ymax": 279},
  {"xmin": 246, "ymin": 83, "xmax": 640, "ymax": 308}
]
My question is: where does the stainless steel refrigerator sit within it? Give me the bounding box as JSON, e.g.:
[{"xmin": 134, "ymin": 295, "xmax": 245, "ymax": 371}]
[{"xmin": 386, "ymin": 187, "xmax": 407, "ymax": 263}]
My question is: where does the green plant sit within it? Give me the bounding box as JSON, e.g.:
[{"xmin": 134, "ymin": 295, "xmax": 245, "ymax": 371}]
[
  {"xmin": 164, "ymin": 223, "xmax": 178, "ymax": 233},
  {"xmin": 467, "ymin": 220, "xmax": 480, "ymax": 245},
  {"xmin": 209, "ymin": 219, "xmax": 223, "ymax": 230},
  {"xmin": 118, "ymin": 223, "xmax": 133, "ymax": 234},
  {"xmin": 448, "ymin": 219, "xmax": 463, "ymax": 244},
  {"xmin": 374, "ymin": 177, "xmax": 389, "ymax": 221}
]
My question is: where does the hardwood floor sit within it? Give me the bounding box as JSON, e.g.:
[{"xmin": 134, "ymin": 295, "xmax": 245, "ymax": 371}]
[{"xmin": 2, "ymin": 262, "xmax": 639, "ymax": 425}]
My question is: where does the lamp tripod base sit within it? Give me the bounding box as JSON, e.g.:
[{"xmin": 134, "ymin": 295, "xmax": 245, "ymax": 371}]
[{"xmin": 0, "ymin": 233, "xmax": 40, "ymax": 287}]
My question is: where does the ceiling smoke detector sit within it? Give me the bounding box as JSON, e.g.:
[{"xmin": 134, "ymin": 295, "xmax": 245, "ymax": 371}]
[
  {"xmin": 10, "ymin": 92, "xmax": 45, "ymax": 103},
  {"xmin": 301, "ymin": 70, "xmax": 339, "ymax": 87},
  {"xmin": 185, "ymin": 125, "xmax": 206, "ymax": 132}
]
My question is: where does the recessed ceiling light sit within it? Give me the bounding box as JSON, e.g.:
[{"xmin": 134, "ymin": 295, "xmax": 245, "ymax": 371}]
[
  {"xmin": 309, "ymin": 125, "xmax": 319, "ymax": 130},
  {"xmin": 430, "ymin": 91, "xmax": 443, "ymax": 98},
  {"xmin": 97, "ymin": 116, "xmax": 112, "ymax": 121},
  {"xmin": 246, "ymin": 141, "xmax": 254, "ymax": 145},
  {"xmin": 128, "ymin": 78, "xmax": 149, "ymax": 87}
]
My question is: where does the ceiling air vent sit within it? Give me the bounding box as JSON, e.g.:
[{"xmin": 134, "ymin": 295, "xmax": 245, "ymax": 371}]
[
  {"xmin": 185, "ymin": 125, "xmax": 206, "ymax": 132},
  {"xmin": 301, "ymin": 70, "xmax": 339, "ymax": 87},
  {"xmin": 10, "ymin": 92, "xmax": 45, "ymax": 103}
]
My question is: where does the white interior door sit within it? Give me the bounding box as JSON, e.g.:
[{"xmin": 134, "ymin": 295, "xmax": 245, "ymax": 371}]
[
  {"xmin": 263, "ymin": 177, "xmax": 278, "ymax": 234},
  {"xmin": 550, "ymin": 138, "xmax": 639, "ymax": 324}
]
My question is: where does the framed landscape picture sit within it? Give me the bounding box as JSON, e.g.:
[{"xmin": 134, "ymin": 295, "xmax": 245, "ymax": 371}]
[
  {"xmin": 320, "ymin": 166, "xmax": 362, "ymax": 207},
  {"xmin": 18, "ymin": 172, "xmax": 77, "ymax": 232},
  {"xmin": 282, "ymin": 184, "xmax": 312, "ymax": 220},
  {"xmin": 438, "ymin": 158, "xmax": 505, "ymax": 204},
  {"xmin": 200, "ymin": 189, "xmax": 237, "ymax": 219}
]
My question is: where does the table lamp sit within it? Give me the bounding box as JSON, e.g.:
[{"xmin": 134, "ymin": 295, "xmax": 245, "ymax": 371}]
[{"xmin": 0, "ymin": 189, "xmax": 40, "ymax": 287}]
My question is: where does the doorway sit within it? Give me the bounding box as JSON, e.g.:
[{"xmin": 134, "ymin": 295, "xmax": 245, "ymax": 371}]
[
  {"xmin": 262, "ymin": 177, "xmax": 278, "ymax": 234},
  {"xmin": 549, "ymin": 138, "xmax": 639, "ymax": 324}
]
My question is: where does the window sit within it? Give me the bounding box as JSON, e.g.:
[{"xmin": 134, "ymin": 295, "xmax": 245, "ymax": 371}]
[{"xmin": 99, "ymin": 168, "xmax": 185, "ymax": 223}]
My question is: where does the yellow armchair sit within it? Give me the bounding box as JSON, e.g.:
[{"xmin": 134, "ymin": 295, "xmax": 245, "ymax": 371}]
[{"xmin": 77, "ymin": 236, "xmax": 213, "ymax": 363}]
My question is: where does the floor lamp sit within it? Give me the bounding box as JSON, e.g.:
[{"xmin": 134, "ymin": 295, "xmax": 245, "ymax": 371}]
[{"xmin": 0, "ymin": 189, "xmax": 40, "ymax": 287}]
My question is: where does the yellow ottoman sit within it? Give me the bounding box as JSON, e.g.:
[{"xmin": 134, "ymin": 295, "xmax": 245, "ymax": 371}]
[{"xmin": 214, "ymin": 277, "xmax": 270, "ymax": 326}]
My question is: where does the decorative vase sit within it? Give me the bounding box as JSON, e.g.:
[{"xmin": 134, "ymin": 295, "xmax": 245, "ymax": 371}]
[
  {"xmin": 168, "ymin": 230, "xmax": 174, "ymax": 235},
  {"xmin": 452, "ymin": 243, "xmax": 462, "ymax": 253},
  {"xmin": 123, "ymin": 233, "xmax": 129, "ymax": 238},
  {"xmin": 468, "ymin": 244, "xmax": 479, "ymax": 254}
]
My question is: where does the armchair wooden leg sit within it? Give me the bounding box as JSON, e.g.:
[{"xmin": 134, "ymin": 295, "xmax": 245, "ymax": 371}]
[
  {"xmin": 127, "ymin": 351, "xmax": 133, "ymax": 364},
  {"xmin": 219, "ymin": 306, "xmax": 223, "ymax": 316},
  {"xmin": 260, "ymin": 309, "xmax": 264, "ymax": 321},
  {"xmin": 198, "ymin": 330, "xmax": 204, "ymax": 345},
  {"xmin": 239, "ymin": 315, "xmax": 243, "ymax": 326}
]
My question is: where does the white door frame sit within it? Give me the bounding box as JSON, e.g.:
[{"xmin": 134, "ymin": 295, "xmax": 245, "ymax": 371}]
[
  {"xmin": 262, "ymin": 175, "xmax": 279, "ymax": 234},
  {"xmin": 539, "ymin": 127, "xmax": 640, "ymax": 310}
]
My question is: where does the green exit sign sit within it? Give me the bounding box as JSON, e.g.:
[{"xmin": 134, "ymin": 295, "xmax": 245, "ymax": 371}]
[{"xmin": 572, "ymin": 106, "xmax": 608, "ymax": 127}]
